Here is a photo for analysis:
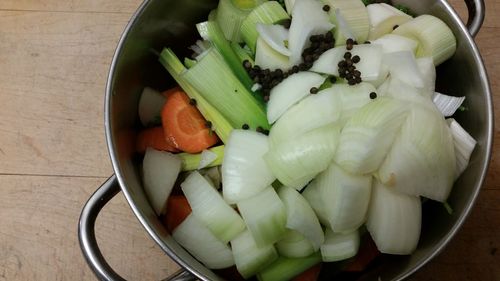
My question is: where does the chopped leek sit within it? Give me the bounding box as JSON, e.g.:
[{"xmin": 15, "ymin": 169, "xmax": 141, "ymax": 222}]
[
  {"xmin": 214, "ymin": 0, "xmax": 258, "ymax": 42},
  {"xmin": 222, "ymin": 130, "xmax": 276, "ymax": 204},
  {"xmin": 278, "ymin": 186, "xmax": 325, "ymax": 250},
  {"xmin": 316, "ymin": 162, "xmax": 372, "ymax": 232},
  {"xmin": 432, "ymin": 92, "xmax": 466, "ymax": 117},
  {"xmin": 173, "ymin": 214, "xmax": 234, "ymax": 269},
  {"xmin": 231, "ymin": 230, "xmax": 279, "ymax": 279},
  {"xmin": 393, "ymin": 15, "xmax": 456, "ymax": 66},
  {"xmin": 378, "ymin": 105, "xmax": 456, "ymax": 202},
  {"xmin": 323, "ymin": 0, "xmax": 370, "ymax": 44},
  {"xmin": 256, "ymin": 252, "xmax": 322, "ymax": 281},
  {"xmin": 179, "ymin": 47, "xmax": 269, "ymax": 130},
  {"xmin": 178, "ymin": 145, "xmax": 224, "ymax": 171},
  {"xmin": 366, "ymin": 3, "xmax": 412, "ymax": 40},
  {"xmin": 159, "ymin": 48, "xmax": 234, "ymax": 143},
  {"xmin": 231, "ymin": 41, "xmax": 254, "ymax": 65},
  {"xmin": 447, "ymin": 118, "xmax": 477, "ymax": 177},
  {"xmin": 321, "ymin": 228, "xmax": 360, "ymax": 262},
  {"xmin": 334, "ymin": 97, "xmax": 409, "ymax": 174},
  {"xmin": 237, "ymin": 187, "xmax": 287, "ymax": 246},
  {"xmin": 366, "ymin": 180, "xmax": 421, "ymax": 255},
  {"xmin": 265, "ymin": 124, "xmax": 340, "ymax": 190},
  {"xmin": 276, "ymin": 229, "xmax": 316, "ymax": 258},
  {"xmin": 241, "ymin": 1, "xmax": 290, "ymax": 53},
  {"xmin": 181, "ymin": 171, "xmax": 245, "ymax": 242}
]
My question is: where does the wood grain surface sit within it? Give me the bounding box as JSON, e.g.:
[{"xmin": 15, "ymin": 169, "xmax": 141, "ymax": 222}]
[{"xmin": 0, "ymin": 0, "xmax": 498, "ymax": 280}]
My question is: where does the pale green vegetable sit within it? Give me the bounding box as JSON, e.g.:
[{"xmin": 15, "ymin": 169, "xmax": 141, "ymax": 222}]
[
  {"xmin": 320, "ymin": 228, "xmax": 360, "ymax": 262},
  {"xmin": 276, "ymin": 229, "xmax": 316, "ymax": 258},
  {"xmin": 256, "ymin": 252, "xmax": 322, "ymax": 281},
  {"xmin": 178, "ymin": 145, "xmax": 224, "ymax": 171}
]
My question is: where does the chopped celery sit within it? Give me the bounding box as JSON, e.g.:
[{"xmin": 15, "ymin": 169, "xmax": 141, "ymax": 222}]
[
  {"xmin": 159, "ymin": 48, "xmax": 234, "ymax": 143},
  {"xmin": 180, "ymin": 47, "xmax": 270, "ymax": 130},
  {"xmin": 214, "ymin": 0, "xmax": 251, "ymax": 42},
  {"xmin": 231, "ymin": 41, "xmax": 254, "ymax": 65},
  {"xmin": 178, "ymin": 145, "xmax": 224, "ymax": 171},
  {"xmin": 196, "ymin": 21, "xmax": 255, "ymax": 91},
  {"xmin": 256, "ymin": 252, "xmax": 322, "ymax": 281},
  {"xmin": 241, "ymin": 1, "xmax": 290, "ymax": 53}
]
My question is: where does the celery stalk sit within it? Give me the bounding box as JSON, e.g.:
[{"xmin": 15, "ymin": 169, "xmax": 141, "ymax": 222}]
[
  {"xmin": 180, "ymin": 47, "xmax": 270, "ymax": 130},
  {"xmin": 159, "ymin": 48, "xmax": 234, "ymax": 143},
  {"xmin": 256, "ymin": 252, "xmax": 322, "ymax": 281},
  {"xmin": 178, "ymin": 145, "xmax": 225, "ymax": 171},
  {"xmin": 231, "ymin": 41, "xmax": 254, "ymax": 65}
]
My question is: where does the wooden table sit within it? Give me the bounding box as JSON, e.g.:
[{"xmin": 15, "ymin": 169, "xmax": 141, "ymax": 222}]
[{"xmin": 0, "ymin": 0, "xmax": 498, "ymax": 280}]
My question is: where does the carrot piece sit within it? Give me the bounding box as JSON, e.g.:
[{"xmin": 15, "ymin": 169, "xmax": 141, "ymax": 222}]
[
  {"xmin": 292, "ymin": 263, "xmax": 322, "ymax": 281},
  {"xmin": 162, "ymin": 86, "xmax": 182, "ymax": 98},
  {"xmin": 163, "ymin": 195, "xmax": 192, "ymax": 233},
  {"xmin": 343, "ymin": 235, "xmax": 381, "ymax": 272},
  {"xmin": 136, "ymin": 126, "xmax": 179, "ymax": 153},
  {"xmin": 161, "ymin": 88, "xmax": 219, "ymax": 153}
]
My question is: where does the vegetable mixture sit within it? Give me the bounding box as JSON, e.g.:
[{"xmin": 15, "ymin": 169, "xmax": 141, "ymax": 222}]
[{"xmin": 135, "ymin": 0, "xmax": 477, "ymax": 280}]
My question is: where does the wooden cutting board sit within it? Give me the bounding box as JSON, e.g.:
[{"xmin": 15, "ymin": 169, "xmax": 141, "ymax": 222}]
[{"xmin": 0, "ymin": 0, "xmax": 498, "ymax": 280}]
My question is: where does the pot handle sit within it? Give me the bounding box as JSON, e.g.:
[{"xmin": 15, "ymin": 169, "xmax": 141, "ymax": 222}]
[
  {"xmin": 464, "ymin": 0, "xmax": 485, "ymax": 37},
  {"xmin": 78, "ymin": 175, "xmax": 196, "ymax": 281}
]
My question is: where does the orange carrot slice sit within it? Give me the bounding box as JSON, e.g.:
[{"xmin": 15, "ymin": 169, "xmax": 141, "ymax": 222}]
[
  {"xmin": 162, "ymin": 86, "xmax": 182, "ymax": 98},
  {"xmin": 161, "ymin": 88, "xmax": 219, "ymax": 153},
  {"xmin": 163, "ymin": 195, "xmax": 192, "ymax": 233},
  {"xmin": 136, "ymin": 126, "xmax": 179, "ymax": 153}
]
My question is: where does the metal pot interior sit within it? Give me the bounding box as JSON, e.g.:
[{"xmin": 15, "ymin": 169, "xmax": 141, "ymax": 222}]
[{"xmin": 105, "ymin": 0, "xmax": 492, "ymax": 280}]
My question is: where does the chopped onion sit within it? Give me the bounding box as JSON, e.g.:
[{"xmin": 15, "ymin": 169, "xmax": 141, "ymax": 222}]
[
  {"xmin": 383, "ymin": 51, "xmax": 425, "ymax": 89},
  {"xmin": 231, "ymin": 230, "xmax": 278, "ymax": 278},
  {"xmin": 366, "ymin": 3, "xmax": 412, "ymax": 40},
  {"xmin": 237, "ymin": 187, "xmax": 287, "ymax": 247},
  {"xmin": 138, "ymin": 87, "xmax": 166, "ymax": 127},
  {"xmin": 278, "ymin": 186, "xmax": 324, "ymax": 250},
  {"xmin": 197, "ymin": 149, "xmax": 219, "ymax": 169},
  {"xmin": 432, "ymin": 92, "xmax": 466, "ymax": 117},
  {"xmin": 142, "ymin": 148, "xmax": 181, "ymax": 215},
  {"xmin": 371, "ymin": 34, "xmax": 418, "ymax": 54},
  {"xmin": 255, "ymin": 37, "xmax": 292, "ymax": 71},
  {"xmin": 301, "ymin": 180, "xmax": 331, "ymax": 228},
  {"xmin": 447, "ymin": 118, "xmax": 477, "ymax": 177},
  {"xmin": 181, "ymin": 171, "xmax": 245, "ymax": 242},
  {"xmin": 256, "ymin": 23, "xmax": 291, "ymax": 56},
  {"xmin": 276, "ymin": 229, "xmax": 315, "ymax": 258},
  {"xmin": 222, "ymin": 130, "xmax": 275, "ymax": 204},
  {"xmin": 416, "ymin": 57, "xmax": 436, "ymax": 96},
  {"xmin": 334, "ymin": 8, "xmax": 356, "ymax": 41},
  {"xmin": 173, "ymin": 214, "xmax": 234, "ymax": 269},
  {"xmin": 321, "ymin": 228, "xmax": 360, "ymax": 262},
  {"xmin": 366, "ymin": 181, "xmax": 421, "ymax": 255}
]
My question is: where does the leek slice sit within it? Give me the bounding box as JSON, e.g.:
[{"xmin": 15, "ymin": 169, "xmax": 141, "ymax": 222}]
[
  {"xmin": 241, "ymin": 1, "xmax": 290, "ymax": 53},
  {"xmin": 269, "ymin": 87, "xmax": 341, "ymax": 146},
  {"xmin": 222, "ymin": 130, "xmax": 275, "ymax": 204},
  {"xmin": 393, "ymin": 15, "xmax": 456, "ymax": 66},
  {"xmin": 321, "ymin": 228, "xmax": 360, "ymax": 262},
  {"xmin": 178, "ymin": 145, "xmax": 224, "ymax": 171},
  {"xmin": 256, "ymin": 252, "xmax": 322, "ymax": 281},
  {"xmin": 231, "ymin": 41, "xmax": 254, "ymax": 65},
  {"xmin": 256, "ymin": 23, "xmax": 291, "ymax": 56},
  {"xmin": 196, "ymin": 21, "xmax": 254, "ymax": 90},
  {"xmin": 334, "ymin": 97, "xmax": 409, "ymax": 174},
  {"xmin": 278, "ymin": 186, "xmax": 325, "ymax": 250},
  {"xmin": 173, "ymin": 214, "xmax": 234, "ymax": 269},
  {"xmin": 371, "ymin": 33, "xmax": 418, "ymax": 54},
  {"xmin": 138, "ymin": 87, "xmax": 165, "ymax": 127},
  {"xmin": 366, "ymin": 3, "xmax": 412, "ymax": 40},
  {"xmin": 231, "ymin": 230, "xmax": 279, "ymax": 278},
  {"xmin": 378, "ymin": 105, "xmax": 456, "ymax": 202},
  {"xmin": 276, "ymin": 229, "xmax": 316, "ymax": 258},
  {"xmin": 255, "ymin": 37, "xmax": 292, "ymax": 71},
  {"xmin": 433, "ymin": 92, "xmax": 466, "ymax": 117},
  {"xmin": 447, "ymin": 118, "xmax": 477, "ymax": 177},
  {"xmin": 214, "ymin": 0, "xmax": 258, "ymax": 42},
  {"xmin": 267, "ymin": 71, "xmax": 326, "ymax": 124},
  {"xmin": 316, "ymin": 162, "xmax": 372, "ymax": 232},
  {"xmin": 288, "ymin": 0, "xmax": 335, "ymax": 65},
  {"xmin": 237, "ymin": 187, "xmax": 287, "ymax": 246},
  {"xmin": 142, "ymin": 148, "xmax": 181, "ymax": 215},
  {"xmin": 159, "ymin": 48, "xmax": 234, "ymax": 143},
  {"xmin": 302, "ymin": 181, "xmax": 331, "ymax": 227},
  {"xmin": 181, "ymin": 48, "xmax": 269, "ymax": 130},
  {"xmin": 311, "ymin": 44, "xmax": 383, "ymax": 82},
  {"xmin": 181, "ymin": 171, "xmax": 245, "ymax": 243},
  {"xmin": 265, "ymin": 124, "xmax": 341, "ymax": 190},
  {"xmin": 323, "ymin": 0, "xmax": 370, "ymax": 44},
  {"xmin": 366, "ymin": 181, "xmax": 421, "ymax": 255},
  {"xmin": 333, "ymin": 8, "xmax": 356, "ymax": 44}
]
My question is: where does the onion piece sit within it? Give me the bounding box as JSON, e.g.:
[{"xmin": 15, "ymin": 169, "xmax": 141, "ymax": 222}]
[
  {"xmin": 276, "ymin": 229, "xmax": 315, "ymax": 258},
  {"xmin": 447, "ymin": 118, "xmax": 477, "ymax": 177},
  {"xmin": 197, "ymin": 149, "xmax": 219, "ymax": 169},
  {"xmin": 138, "ymin": 87, "xmax": 166, "ymax": 127},
  {"xmin": 231, "ymin": 230, "xmax": 278, "ymax": 278},
  {"xmin": 321, "ymin": 228, "xmax": 360, "ymax": 262},
  {"xmin": 432, "ymin": 92, "xmax": 466, "ymax": 117},
  {"xmin": 256, "ymin": 23, "xmax": 291, "ymax": 56},
  {"xmin": 366, "ymin": 181, "xmax": 421, "ymax": 255}
]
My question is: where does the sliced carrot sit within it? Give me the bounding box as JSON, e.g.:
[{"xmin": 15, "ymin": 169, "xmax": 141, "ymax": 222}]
[
  {"xmin": 343, "ymin": 234, "xmax": 380, "ymax": 272},
  {"xmin": 162, "ymin": 195, "xmax": 192, "ymax": 233},
  {"xmin": 136, "ymin": 126, "xmax": 179, "ymax": 153},
  {"xmin": 162, "ymin": 86, "xmax": 182, "ymax": 98},
  {"xmin": 292, "ymin": 263, "xmax": 322, "ymax": 281},
  {"xmin": 161, "ymin": 88, "xmax": 219, "ymax": 153}
]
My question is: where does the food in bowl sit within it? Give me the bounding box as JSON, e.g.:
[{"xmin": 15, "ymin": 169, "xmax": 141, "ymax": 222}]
[{"xmin": 133, "ymin": 0, "xmax": 477, "ymax": 279}]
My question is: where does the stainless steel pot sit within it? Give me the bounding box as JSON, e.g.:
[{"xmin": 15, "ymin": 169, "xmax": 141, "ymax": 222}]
[{"xmin": 78, "ymin": 0, "xmax": 493, "ymax": 280}]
